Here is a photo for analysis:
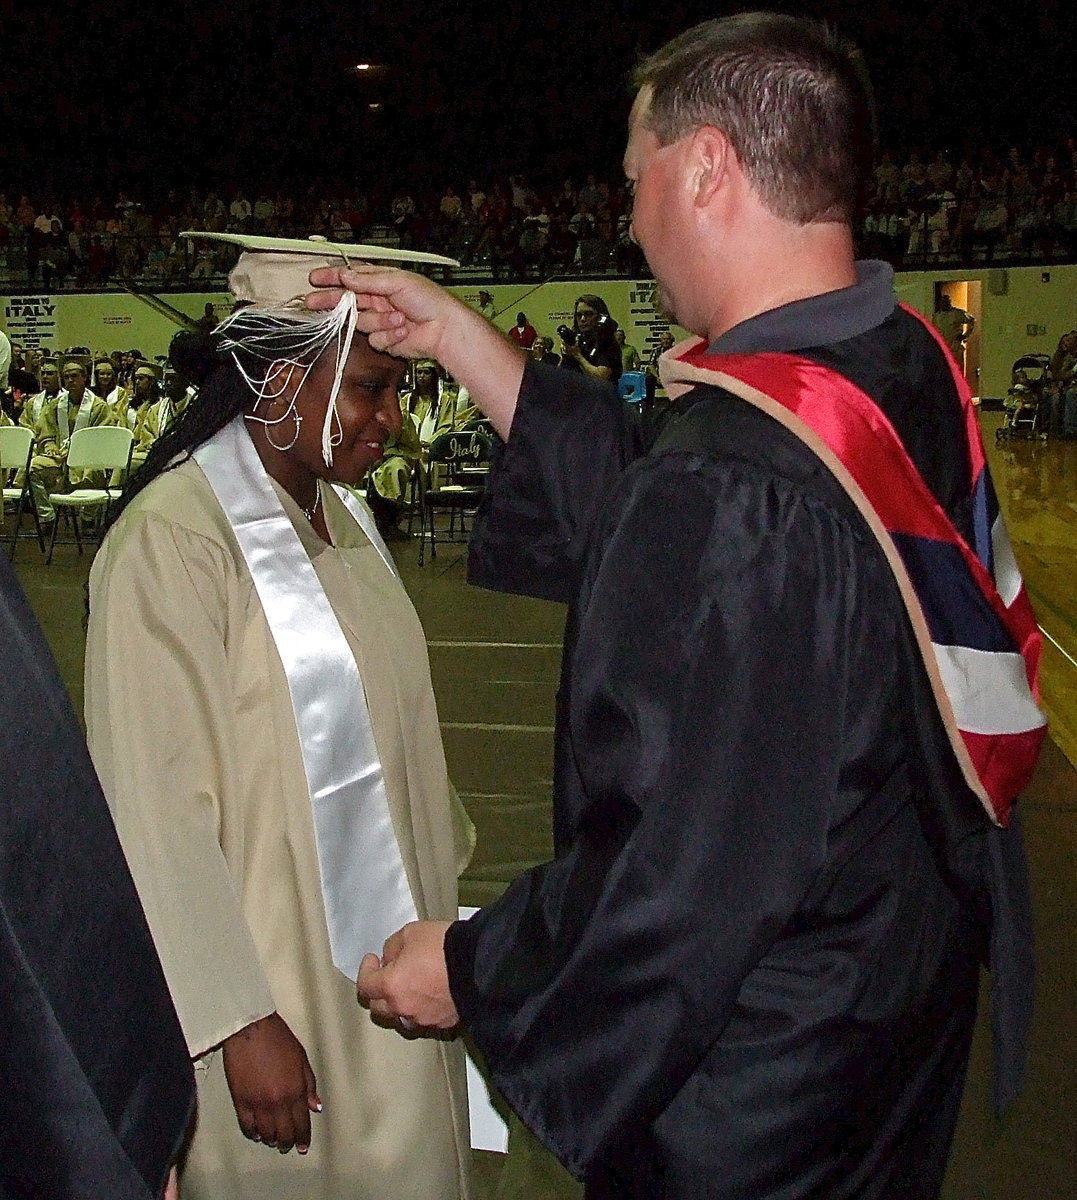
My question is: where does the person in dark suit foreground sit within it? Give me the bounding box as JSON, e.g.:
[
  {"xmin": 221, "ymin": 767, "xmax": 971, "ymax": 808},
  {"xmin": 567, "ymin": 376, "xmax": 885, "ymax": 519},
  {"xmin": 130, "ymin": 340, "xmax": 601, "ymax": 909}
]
[{"xmin": 0, "ymin": 554, "xmax": 194, "ymax": 1199}]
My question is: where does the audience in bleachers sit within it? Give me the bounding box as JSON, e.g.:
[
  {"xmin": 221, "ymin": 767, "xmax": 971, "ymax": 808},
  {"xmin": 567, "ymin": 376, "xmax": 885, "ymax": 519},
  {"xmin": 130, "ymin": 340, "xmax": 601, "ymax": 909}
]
[{"xmin": 2, "ymin": 137, "xmax": 1075, "ymax": 290}]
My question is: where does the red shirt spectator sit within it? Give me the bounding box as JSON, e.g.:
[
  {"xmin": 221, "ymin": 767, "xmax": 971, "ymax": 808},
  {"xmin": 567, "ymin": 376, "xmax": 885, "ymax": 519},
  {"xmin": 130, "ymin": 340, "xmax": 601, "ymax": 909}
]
[{"xmin": 508, "ymin": 312, "xmax": 537, "ymax": 349}]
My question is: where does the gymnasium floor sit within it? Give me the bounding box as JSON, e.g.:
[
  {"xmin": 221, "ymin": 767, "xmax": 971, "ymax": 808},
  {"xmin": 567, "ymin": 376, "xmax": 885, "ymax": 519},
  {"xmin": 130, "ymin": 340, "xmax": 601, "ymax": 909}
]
[{"xmin": 8, "ymin": 410, "xmax": 1075, "ymax": 1198}]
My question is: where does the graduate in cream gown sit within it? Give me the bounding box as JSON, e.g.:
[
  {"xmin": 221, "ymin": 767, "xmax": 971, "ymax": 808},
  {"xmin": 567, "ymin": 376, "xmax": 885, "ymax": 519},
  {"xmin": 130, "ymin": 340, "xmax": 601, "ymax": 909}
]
[
  {"xmin": 403, "ymin": 359, "xmax": 462, "ymax": 448},
  {"xmin": 92, "ymin": 357, "xmax": 132, "ymax": 426},
  {"xmin": 25, "ymin": 360, "xmax": 110, "ymax": 520},
  {"xmin": 84, "ymin": 235, "xmax": 473, "ymax": 1200}
]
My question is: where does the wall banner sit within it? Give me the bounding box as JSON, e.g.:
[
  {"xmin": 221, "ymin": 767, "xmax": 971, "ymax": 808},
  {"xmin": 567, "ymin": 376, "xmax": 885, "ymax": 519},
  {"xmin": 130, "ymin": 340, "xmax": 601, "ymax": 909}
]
[{"xmin": 3, "ymin": 295, "xmax": 58, "ymax": 348}]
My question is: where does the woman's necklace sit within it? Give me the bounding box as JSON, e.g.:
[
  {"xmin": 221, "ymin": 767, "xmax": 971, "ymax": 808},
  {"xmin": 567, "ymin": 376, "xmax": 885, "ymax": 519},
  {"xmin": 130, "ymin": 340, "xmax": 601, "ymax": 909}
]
[{"xmin": 302, "ymin": 484, "xmax": 321, "ymax": 523}]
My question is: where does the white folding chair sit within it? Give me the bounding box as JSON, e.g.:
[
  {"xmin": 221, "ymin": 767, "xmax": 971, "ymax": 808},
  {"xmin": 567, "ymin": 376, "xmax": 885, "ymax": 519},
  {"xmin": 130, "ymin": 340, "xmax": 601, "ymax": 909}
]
[
  {"xmin": 46, "ymin": 425, "xmax": 134, "ymax": 564},
  {"xmin": 1, "ymin": 425, "xmax": 44, "ymax": 561}
]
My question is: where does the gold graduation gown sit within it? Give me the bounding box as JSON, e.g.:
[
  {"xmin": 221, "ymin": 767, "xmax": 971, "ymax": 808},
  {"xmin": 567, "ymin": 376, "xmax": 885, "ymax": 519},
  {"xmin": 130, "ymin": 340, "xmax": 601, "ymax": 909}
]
[
  {"xmin": 85, "ymin": 457, "xmax": 474, "ymax": 1200},
  {"xmin": 369, "ymin": 411, "xmax": 422, "ymax": 503},
  {"xmin": 99, "ymin": 385, "xmax": 134, "ymax": 428},
  {"xmin": 18, "ymin": 389, "xmax": 56, "ymax": 436},
  {"xmin": 133, "ymin": 394, "xmax": 185, "ymax": 451},
  {"xmin": 403, "ymin": 388, "xmax": 459, "ymax": 448},
  {"xmin": 34, "ymin": 390, "xmax": 111, "ymax": 459}
]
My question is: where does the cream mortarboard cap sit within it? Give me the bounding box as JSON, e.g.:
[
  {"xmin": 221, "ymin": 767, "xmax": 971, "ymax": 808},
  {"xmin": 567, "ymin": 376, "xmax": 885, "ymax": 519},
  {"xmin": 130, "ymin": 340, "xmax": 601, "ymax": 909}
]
[
  {"xmin": 180, "ymin": 231, "xmax": 459, "ymax": 308},
  {"xmin": 179, "ymin": 232, "xmax": 459, "ymax": 469},
  {"xmin": 133, "ymin": 361, "xmax": 162, "ymax": 381}
]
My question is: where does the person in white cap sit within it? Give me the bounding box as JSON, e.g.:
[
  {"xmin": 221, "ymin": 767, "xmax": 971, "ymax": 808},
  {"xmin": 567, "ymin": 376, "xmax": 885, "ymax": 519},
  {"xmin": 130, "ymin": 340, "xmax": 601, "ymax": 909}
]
[
  {"xmin": 26, "ymin": 358, "xmax": 110, "ymax": 523},
  {"xmin": 84, "ymin": 234, "xmax": 475, "ymax": 1200}
]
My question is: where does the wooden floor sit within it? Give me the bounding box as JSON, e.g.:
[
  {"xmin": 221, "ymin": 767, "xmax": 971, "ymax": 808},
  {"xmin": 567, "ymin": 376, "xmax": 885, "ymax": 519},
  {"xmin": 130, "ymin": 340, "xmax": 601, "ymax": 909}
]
[
  {"xmin": 984, "ymin": 412, "xmax": 1077, "ymax": 766},
  {"xmin": 7, "ymin": 408, "xmax": 1075, "ymax": 1198}
]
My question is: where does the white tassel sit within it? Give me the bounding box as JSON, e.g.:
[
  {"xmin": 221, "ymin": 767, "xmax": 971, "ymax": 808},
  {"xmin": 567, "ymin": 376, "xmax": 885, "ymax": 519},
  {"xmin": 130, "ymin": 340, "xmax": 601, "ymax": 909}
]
[
  {"xmin": 217, "ymin": 289, "xmax": 360, "ymax": 468},
  {"xmin": 321, "ymin": 291, "xmax": 358, "ymax": 468}
]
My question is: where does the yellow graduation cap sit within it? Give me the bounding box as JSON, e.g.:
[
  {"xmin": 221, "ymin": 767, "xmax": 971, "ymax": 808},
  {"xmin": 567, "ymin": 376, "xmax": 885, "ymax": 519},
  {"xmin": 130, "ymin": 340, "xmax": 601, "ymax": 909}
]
[
  {"xmin": 180, "ymin": 231, "xmax": 458, "ymax": 308},
  {"xmin": 180, "ymin": 232, "xmax": 459, "ymax": 470},
  {"xmin": 132, "ymin": 360, "xmax": 163, "ymax": 382},
  {"xmin": 60, "ymin": 353, "xmax": 93, "ymax": 376}
]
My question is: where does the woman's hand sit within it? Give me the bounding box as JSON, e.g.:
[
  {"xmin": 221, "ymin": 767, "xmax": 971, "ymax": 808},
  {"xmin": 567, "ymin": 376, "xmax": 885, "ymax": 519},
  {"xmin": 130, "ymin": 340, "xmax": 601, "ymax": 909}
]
[
  {"xmin": 221, "ymin": 1012, "xmax": 321, "ymax": 1154},
  {"xmin": 561, "ymin": 342, "xmax": 614, "ymax": 382}
]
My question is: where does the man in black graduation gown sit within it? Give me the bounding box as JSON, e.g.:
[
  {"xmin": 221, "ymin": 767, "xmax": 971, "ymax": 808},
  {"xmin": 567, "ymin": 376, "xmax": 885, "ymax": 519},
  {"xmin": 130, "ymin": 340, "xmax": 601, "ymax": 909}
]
[
  {"xmin": 0, "ymin": 554, "xmax": 194, "ymax": 1199},
  {"xmin": 313, "ymin": 14, "xmax": 1038, "ymax": 1199}
]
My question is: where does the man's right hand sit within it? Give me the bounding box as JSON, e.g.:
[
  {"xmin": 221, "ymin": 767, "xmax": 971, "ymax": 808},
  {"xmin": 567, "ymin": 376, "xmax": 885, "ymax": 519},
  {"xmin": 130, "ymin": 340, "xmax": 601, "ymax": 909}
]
[
  {"xmin": 306, "ymin": 265, "xmax": 467, "ymax": 365},
  {"xmin": 221, "ymin": 1012, "xmax": 321, "ymax": 1154},
  {"xmin": 307, "ymin": 266, "xmax": 525, "ymax": 440}
]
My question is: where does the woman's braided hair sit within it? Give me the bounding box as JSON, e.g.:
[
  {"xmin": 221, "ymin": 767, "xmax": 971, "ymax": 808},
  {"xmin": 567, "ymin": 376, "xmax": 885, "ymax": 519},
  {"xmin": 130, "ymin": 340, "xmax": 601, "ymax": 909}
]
[
  {"xmin": 107, "ymin": 311, "xmax": 344, "ymax": 529},
  {"xmin": 102, "ymin": 327, "xmax": 249, "ymax": 535},
  {"xmin": 105, "ymin": 295, "xmax": 364, "ymax": 535}
]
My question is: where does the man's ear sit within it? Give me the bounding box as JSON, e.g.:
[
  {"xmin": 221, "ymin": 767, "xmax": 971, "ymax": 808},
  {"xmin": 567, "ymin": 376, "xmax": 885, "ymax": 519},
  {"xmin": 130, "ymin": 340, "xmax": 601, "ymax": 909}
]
[{"xmin": 690, "ymin": 126, "xmax": 732, "ymax": 207}]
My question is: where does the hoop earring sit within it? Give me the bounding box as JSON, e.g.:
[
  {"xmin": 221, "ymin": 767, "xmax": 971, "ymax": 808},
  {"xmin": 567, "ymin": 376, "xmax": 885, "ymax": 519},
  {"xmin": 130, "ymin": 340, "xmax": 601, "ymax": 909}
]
[
  {"xmin": 246, "ymin": 394, "xmax": 302, "ymax": 452},
  {"xmin": 266, "ymin": 403, "xmax": 302, "ymax": 452}
]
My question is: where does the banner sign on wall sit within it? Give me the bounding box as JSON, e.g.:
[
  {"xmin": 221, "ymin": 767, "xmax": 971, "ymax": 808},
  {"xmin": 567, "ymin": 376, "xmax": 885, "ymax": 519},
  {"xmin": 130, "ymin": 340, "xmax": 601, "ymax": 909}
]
[
  {"xmin": 3, "ymin": 295, "xmax": 58, "ymax": 348},
  {"xmin": 626, "ymin": 279, "xmax": 673, "ymax": 360}
]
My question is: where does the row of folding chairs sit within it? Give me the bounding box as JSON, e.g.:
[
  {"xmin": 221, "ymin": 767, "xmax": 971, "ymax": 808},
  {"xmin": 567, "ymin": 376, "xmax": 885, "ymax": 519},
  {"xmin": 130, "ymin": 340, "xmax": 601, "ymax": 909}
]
[
  {"xmin": 1, "ymin": 424, "xmax": 134, "ymax": 563},
  {"xmin": 4, "ymin": 420, "xmax": 490, "ymax": 567}
]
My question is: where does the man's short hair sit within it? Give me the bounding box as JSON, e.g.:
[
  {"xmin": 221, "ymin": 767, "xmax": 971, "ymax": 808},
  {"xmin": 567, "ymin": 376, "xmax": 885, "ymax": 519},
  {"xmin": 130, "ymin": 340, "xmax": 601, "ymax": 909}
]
[{"xmin": 633, "ymin": 12, "xmax": 875, "ymax": 224}]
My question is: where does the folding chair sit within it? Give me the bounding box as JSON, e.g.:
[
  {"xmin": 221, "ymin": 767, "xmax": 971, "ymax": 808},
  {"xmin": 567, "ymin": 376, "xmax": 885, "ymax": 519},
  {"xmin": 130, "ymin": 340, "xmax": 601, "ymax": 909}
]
[
  {"xmin": 419, "ymin": 430, "xmax": 491, "ymax": 566},
  {"xmin": 1, "ymin": 425, "xmax": 45, "ymax": 561},
  {"xmin": 46, "ymin": 425, "xmax": 134, "ymax": 564},
  {"xmin": 401, "ymin": 458, "xmax": 425, "ymax": 539}
]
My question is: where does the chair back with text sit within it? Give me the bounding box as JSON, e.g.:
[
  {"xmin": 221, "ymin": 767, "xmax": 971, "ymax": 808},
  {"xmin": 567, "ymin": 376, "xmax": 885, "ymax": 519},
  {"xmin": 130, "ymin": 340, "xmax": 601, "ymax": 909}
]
[
  {"xmin": 460, "ymin": 416, "xmax": 496, "ymax": 438},
  {"xmin": 420, "ymin": 430, "xmax": 492, "ymax": 565}
]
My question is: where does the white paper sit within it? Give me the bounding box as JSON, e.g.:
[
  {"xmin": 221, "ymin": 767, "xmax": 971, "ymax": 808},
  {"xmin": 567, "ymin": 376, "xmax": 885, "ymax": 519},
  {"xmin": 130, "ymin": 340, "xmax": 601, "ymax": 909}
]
[{"xmin": 459, "ymin": 906, "xmax": 510, "ymax": 1153}]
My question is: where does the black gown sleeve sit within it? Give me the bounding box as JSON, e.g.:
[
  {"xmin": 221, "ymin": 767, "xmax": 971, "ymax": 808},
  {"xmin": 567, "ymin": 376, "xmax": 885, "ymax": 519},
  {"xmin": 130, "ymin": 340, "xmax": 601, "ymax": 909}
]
[
  {"xmin": 0, "ymin": 556, "xmax": 194, "ymax": 1199},
  {"xmin": 468, "ymin": 358, "xmax": 641, "ymax": 604},
  {"xmin": 447, "ymin": 445, "xmax": 908, "ymax": 1177}
]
